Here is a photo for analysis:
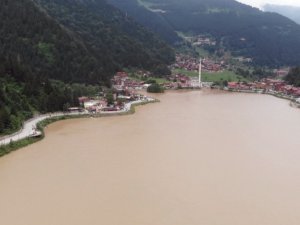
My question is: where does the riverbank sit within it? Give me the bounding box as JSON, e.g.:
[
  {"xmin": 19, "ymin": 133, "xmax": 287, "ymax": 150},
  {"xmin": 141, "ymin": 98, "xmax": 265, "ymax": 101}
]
[
  {"xmin": 0, "ymin": 98, "xmax": 157, "ymax": 157},
  {"xmin": 2, "ymin": 91, "xmax": 300, "ymax": 225},
  {"xmin": 222, "ymin": 87, "xmax": 300, "ymax": 108},
  {"xmin": 2, "ymin": 87, "xmax": 299, "ymax": 158}
]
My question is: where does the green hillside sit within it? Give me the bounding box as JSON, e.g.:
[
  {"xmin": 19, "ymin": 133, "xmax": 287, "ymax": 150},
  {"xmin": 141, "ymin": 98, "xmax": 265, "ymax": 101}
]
[
  {"xmin": 120, "ymin": 0, "xmax": 300, "ymax": 67},
  {"xmin": 0, "ymin": 0, "xmax": 175, "ymax": 135},
  {"xmin": 0, "ymin": 0, "xmax": 107, "ymax": 84},
  {"xmin": 33, "ymin": 0, "xmax": 175, "ymax": 77},
  {"xmin": 0, "ymin": 0, "xmax": 174, "ymax": 85},
  {"xmin": 107, "ymin": 0, "xmax": 182, "ymax": 44}
]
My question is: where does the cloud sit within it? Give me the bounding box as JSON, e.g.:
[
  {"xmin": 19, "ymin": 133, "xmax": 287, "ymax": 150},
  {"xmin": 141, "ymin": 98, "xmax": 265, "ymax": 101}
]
[{"xmin": 236, "ymin": 0, "xmax": 300, "ymax": 9}]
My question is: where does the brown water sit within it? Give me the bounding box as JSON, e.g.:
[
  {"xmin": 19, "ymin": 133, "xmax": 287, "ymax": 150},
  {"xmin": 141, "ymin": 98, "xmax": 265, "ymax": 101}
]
[{"xmin": 1, "ymin": 90, "xmax": 300, "ymax": 225}]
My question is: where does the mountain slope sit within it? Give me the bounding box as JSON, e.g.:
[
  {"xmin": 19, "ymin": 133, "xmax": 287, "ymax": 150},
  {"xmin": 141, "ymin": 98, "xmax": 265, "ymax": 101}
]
[
  {"xmin": 128, "ymin": 0, "xmax": 300, "ymax": 67},
  {"xmin": 264, "ymin": 4, "xmax": 300, "ymax": 25},
  {"xmin": 0, "ymin": 0, "xmax": 174, "ymax": 86},
  {"xmin": 0, "ymin": 0, "xmax": 108, "ymax": 84},
  {"xmin": 0, "ymin": 0, "xmax": 174, "ymax": 134},
  {"xmin": 33, "ymin": 0, "xmax": 175, "ymax": 76},
  {"xmin": 106, "ymin": 0, "xmax": 181, "ymax": 44}
]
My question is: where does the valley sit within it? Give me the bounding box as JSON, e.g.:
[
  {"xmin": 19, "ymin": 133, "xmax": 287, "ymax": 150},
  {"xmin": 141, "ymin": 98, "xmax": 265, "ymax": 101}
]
[{"xmin": 1, "ymin": 1, "xmax": 300, "ymax": 224}]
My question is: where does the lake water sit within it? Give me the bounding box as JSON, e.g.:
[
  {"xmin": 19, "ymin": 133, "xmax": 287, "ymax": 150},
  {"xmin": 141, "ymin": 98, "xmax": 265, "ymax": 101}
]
[{"xmin": 1, "ymin": 90, "xmax": 300, "ymax": 225}]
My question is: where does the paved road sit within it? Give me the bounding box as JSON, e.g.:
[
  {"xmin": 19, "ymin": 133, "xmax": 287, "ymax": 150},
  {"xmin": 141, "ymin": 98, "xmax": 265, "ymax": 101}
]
[
  {"xmin": 0, "ymin": 112, "xmax": 79, "ymax": 146},
  {"xmin": 0, "ymin": 98, "xmax": 155, "ymax": 146}
]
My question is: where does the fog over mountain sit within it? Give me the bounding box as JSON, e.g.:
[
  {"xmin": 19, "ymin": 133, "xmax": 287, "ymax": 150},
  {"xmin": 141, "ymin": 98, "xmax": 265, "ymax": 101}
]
[
  {"xmin": 237, "ymin": 0, "xmax": 300, "ymax": 9},
  {"xmin": 264, "ymin": 4, "xmax": 300, "ymax": 24}
]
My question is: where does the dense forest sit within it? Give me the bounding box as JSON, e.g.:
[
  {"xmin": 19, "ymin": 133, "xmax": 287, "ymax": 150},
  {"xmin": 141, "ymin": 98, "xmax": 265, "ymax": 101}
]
[
  {"xmin": 33, "ymin": 0, "xmax": 175, "ymax": 76},
  {"xmin": 0, "ymin": 0, "xmax": 174, "ymax": 84},
  {"xmin": 285, "ymin": 67, "xmax": 300, "ymax": 87},
  {"xmin": 0, "ymin": 0, "xmax": 109, "ymax": 84},
  {"xmin": 0, "ymin": 72, "xmax": 101, "ymax": 135},
  {"xmin": 0, "ymin": 0, "xmax": 175, "ymax": 135},
  {"xmin": 118, "ymin": 0, "xmax": 300, "ymax": 67},
  {"xmin": 106, "ymin": 0, "xmax": 181, "ymax": 44}
]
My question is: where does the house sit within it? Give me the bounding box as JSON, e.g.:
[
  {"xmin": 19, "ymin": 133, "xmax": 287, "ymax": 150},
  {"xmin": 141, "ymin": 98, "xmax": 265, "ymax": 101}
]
[
  {"xmin": 228, "ymin": 82, "xmax": 238, "ymax": 89},
  {"xmin": 84, "ymin": 100, "xmax": 100, "ymax": 109},
  {"xmin": 78, "ymin": 97, "xmax": 90, "ymax": 104}
]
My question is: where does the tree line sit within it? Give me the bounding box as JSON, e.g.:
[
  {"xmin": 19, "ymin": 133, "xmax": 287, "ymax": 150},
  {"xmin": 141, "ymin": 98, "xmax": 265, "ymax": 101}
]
[
  {"xmin": 0, "ymin": 60, "xmax": 101, "ymax": 135},
  {"xmin": 285, "ymin": 67, "xmax": 300, "ymax": 87}
]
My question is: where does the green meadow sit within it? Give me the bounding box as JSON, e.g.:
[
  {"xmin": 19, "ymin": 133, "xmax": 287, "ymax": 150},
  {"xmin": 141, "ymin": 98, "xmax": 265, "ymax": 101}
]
[{"xmin": 172, "ymin": 68, "xmax": 249, "ymax": 82}]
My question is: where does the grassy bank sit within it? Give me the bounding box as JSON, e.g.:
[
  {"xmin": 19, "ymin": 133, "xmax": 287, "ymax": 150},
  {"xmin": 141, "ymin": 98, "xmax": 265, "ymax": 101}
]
[
  {"xmin": 0, "ymin": 115, "xmax": 85, "ymax": 158},
  {"xmin": 129, "ymin": 75, "xmax": 168, "ymax": 84},
  {"xmin": 0, "ymin": 100, "xmax": 158, "ymax": 158},
  {"xmin": 172, "ymin": 68, "xmax": 249, "ymax": 82},
  {"xmin": 0, "ymin": 137, "xmax": 42, "ymax": 157}
]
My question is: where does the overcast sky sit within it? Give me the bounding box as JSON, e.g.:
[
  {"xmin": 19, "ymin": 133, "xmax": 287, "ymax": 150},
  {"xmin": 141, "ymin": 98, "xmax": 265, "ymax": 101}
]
[{"xmin": 236, "ymin": 0, "xmax": 300, "ymax": 9}]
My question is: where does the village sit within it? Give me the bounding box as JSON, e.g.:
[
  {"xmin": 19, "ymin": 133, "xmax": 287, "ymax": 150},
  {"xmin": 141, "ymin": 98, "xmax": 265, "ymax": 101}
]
[
  {"xmin": 184, "ymin": 35, "xmax": 217, "ymax": 47},
  {"xmin": 109, "ymin": 53, "xmax": 226, "ymax": 90},
  {"xmin": 225, "ymin": 79, "xmax": 300, "ymax": 103},
  {"xmin": 63, "ymin": 71, "xmax": 154, "ymax": 114},
  {"xmin": 71, "ymin": 53, "xmax": 300, "ymax": 114},
  {"xmin": 2, "ymin": 55, "xmax": 300, "ymax": 147},
  {"xmin": 172, "ymin": 54, "xmax": 227, "ymax": 73},
  {"xmin": 69, "ymin": 69, "xmax": 200, "ymax": 114},
  {"xmin": 112, "ymin": 71, "xmax": 203, "ymax": 90},
  {"xmin": 70, "ymin": 89, "xmax": 154, "ymax": 114}
]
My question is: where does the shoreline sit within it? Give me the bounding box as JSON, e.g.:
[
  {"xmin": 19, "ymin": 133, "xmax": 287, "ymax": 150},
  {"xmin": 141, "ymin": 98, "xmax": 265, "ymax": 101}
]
[
  {"xmin": 1, "ymin": 88, "xmax": 299, "ymax": 158},
  {"xmin": 223, "ymin": 88, "xmax": 300, "ymax": 108},
  {"xmin": 0, "ymin": 98, "xmax": 158, "ymax": 158}
]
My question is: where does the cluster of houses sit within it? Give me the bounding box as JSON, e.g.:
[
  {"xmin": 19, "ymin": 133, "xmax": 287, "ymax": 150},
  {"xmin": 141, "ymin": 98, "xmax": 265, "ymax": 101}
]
[
  {"xmin": 76, "ymin": 92, "xmax": 149, "ymax": 113},
  {"xmin": 172, "ymin": 54, "xmax": 226, "ymax": 73},
  {"xmin": 184, "ymin": 35, "xmax": 216, "ymax": 47},
  {"xmin": 111, "ymin": 71, "xmax": 202, "ymax": 90},
  {"xmin": 70, "ymin": 70, "xmax": 300, "ymax": 114},
  {"xmin": 227, "ymin": 79, "xmax": 300, "ymax": 100},
  {"xmin": 111, "ymin": 72, "xmax": 146, "ymax": 91},
  {"xmin": 274, "ymin": 69, "xmax": 289, "ymax": 78},
  {"xmin": 194, "ymin": 36, "xmax": 216, "ymax": 46},
  {"xmin": 233, "ymin": 56, "xmax": 253, "ymax": 63},
  {"xmin": 163, "ymin": 74, "xmax": 200, "ymax": 89},
  {"xmin": 72, "ymin": 74, "xmax": 150, "ymax": 114},
  {"xmin": 87, "ymin": 70, "xmax": 300, "ymax": 105},
  {"xmin": 78, "ymin": 96, "xmax": 111, "ymax": 113}
]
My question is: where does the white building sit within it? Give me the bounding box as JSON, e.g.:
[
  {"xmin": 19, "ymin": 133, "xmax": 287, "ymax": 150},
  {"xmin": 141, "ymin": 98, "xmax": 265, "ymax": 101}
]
[{"xmin": 84, "ymin": 100, "xmax": 100, "ymax": 109}]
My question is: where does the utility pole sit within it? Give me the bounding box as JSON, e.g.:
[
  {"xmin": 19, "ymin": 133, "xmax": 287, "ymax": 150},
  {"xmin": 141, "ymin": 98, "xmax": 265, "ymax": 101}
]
[{"xmin": 199, "ymin": 58, "xmax": 202, "ymax": 87}]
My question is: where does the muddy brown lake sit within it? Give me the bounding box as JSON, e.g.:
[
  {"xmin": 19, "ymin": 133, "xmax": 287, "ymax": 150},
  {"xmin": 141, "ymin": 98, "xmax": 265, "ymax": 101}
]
[{"xmin": 1, "ymin": 90, "xmax": 300, "ymax": 225}]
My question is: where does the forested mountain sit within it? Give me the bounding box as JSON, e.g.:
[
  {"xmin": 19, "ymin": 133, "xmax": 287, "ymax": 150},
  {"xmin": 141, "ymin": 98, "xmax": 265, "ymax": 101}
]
[
  {"xmin": 116, "ymin": 0, "xmax": 300, "ymax": 67},
  {"xmin": 0, "ymin": 74, "xmax": 100, "ymax": 134},
  {"xmin": 0, "ymin": 0, "xmax": 175, "ymax": 134},
  {"xmin": 0, "ymin": 0, "xmax": 106, "ymax": 84},
  {"xmin": 33, "ymin": 0, "xmax": 175, "ymax": 77},
  {"xmin": 264, "ymin": 4, "xmax": 300, "ymax": 25},
  {"xmin": 0, "ymin": 0, "xmax": 174, "ymax": 84},
  {"xmin": 106, "ymin": 0, "xmax": 181, "ymax": 44}
]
